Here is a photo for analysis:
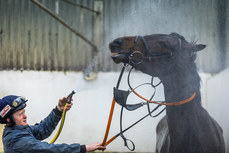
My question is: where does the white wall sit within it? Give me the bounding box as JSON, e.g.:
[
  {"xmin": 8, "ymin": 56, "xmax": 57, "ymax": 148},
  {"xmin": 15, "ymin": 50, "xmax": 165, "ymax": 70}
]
[
  {"xmin": 0, "ymin": 70, "xmax": 227, "ymax": 152},
  {"xmin": 206, "ymin": 68, "xmax": 229, "ymax": 153}
]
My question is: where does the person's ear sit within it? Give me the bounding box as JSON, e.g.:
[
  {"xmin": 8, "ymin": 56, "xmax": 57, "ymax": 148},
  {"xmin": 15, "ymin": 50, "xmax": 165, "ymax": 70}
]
[{"xmin": 6, "ymin": 118, "xmax": 10, "ymax": 123}]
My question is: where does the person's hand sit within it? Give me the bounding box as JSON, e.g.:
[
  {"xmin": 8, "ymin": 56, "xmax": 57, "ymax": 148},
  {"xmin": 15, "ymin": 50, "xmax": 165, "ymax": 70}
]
[
  {"xmin": 57, "ymin": 97, "xmax": 73, "ymax": 112},
  {"xmin": 86, "ymin": 142, "xmax": 106, "ymax": 152}
]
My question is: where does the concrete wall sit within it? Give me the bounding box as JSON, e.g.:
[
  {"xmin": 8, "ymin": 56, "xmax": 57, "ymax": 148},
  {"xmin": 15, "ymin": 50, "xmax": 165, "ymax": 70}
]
[{"xmin": 0, "ymin": 69, "xmax": 228, "ymax": 152}]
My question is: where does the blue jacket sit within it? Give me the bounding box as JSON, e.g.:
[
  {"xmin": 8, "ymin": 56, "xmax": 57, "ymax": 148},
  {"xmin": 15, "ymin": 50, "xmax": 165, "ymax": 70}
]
[{"xmin": 2, "ymin": 108, "xmax": 86, "ymax": 153}]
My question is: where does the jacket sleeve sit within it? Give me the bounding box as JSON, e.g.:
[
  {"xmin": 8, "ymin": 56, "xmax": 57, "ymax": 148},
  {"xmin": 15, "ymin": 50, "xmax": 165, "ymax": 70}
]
[
  {"xmin": 11, "ymin": 132, "xmax": 86, "ymax": 153},
  {"xmin": 29, "ymin": 107, "xmax": 63, "ymax": 140}
]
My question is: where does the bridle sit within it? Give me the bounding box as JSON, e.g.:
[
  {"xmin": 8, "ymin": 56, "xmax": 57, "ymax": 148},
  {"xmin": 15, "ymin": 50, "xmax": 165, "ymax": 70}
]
[
  {"xmin": 126, "ymin": 36, "xmax": 173, "ymax": 65},
  {"xmin": 101, "ymin": 35, "xmax": 196, "ymax": 150}
]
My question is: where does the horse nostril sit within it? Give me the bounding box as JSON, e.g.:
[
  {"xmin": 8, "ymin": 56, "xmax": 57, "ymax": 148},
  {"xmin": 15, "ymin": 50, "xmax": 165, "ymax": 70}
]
[
  {"xmin": 109, "ymin": 44, "xmax": 116, "ymax": 50},
  {"xmin": 109, "ymin": 38, "xmax": 124, "ymax": 50},
  {"xmin": 115, "ymin": 38, "xmax": 124, "ymax": 45},
  {"xmin": 112, "ymin": 38, "xmax": 124, "ymax": 47}
]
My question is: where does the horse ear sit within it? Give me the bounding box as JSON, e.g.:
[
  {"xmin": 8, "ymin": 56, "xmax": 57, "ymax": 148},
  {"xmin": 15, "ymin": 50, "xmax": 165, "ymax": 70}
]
[
  {"xmin": 193, "ymin": 44, "xmax": 206, "ymax": 52},
  {"xmin": 186, "ymin": 44, "xmax": 206, "ymax": 52}
]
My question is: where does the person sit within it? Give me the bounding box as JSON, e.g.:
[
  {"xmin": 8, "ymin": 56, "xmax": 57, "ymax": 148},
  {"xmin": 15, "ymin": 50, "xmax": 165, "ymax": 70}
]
[{"xmin": 0, "ymin": 95, "xmax": 106, "ymax": 153}]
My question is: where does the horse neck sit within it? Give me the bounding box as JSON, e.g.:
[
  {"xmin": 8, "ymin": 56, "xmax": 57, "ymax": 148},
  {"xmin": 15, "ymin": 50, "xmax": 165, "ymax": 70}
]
[{"xmin": 159, "ymin": 67, "xmax": 203, "ymax": 147}]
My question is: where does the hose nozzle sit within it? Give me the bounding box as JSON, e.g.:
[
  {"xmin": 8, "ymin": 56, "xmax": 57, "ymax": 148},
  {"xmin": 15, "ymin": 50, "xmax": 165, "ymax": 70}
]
[{"xmin": 67, "ymin": 90, "xmax": 76, "ymax": 104}]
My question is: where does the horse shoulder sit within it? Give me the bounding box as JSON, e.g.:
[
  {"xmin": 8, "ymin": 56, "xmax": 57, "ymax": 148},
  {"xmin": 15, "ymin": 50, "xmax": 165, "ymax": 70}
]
[{"xmin": 156, "ymin": 115, "xmax": 170, "ymax": 153}]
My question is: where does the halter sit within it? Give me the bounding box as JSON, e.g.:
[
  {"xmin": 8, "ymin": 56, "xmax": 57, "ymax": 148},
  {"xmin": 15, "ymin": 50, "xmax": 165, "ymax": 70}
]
[{"xmin": 127, "ymin": 36, "xmax": 173, "ymax": 65}]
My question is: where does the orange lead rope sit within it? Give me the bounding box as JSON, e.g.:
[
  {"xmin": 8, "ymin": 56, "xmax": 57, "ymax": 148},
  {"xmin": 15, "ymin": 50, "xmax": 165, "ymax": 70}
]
[
  {"xmin": 101, "ymin": 98, "xmax": 116, "ymax": 146},
  {"xmin": 101, "ymin": 65, "xmax": 126, "ymax": 146}
]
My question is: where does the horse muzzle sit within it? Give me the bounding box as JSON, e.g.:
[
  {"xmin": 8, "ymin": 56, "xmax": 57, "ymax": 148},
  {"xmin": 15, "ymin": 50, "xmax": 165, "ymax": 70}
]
[{"xmin": 111, "ymin": 53, "xmax": 129, "ymax": 64}]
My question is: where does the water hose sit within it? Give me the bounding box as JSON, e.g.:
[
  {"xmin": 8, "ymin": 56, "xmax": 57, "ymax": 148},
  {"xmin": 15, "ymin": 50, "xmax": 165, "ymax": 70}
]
[
  {"xmin": 49, "ymin": 103, "xmax": 68, "ymax": 143},
  {"xmin": 50, "ymin": 90, "xmax": 75, "ymax": 143}
]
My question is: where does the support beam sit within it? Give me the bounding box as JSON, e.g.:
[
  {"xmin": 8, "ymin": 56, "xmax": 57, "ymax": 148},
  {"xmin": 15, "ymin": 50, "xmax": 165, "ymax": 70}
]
[{"xmin": 30, "ymin": 0, "xmax": 98, "ymax": 52}]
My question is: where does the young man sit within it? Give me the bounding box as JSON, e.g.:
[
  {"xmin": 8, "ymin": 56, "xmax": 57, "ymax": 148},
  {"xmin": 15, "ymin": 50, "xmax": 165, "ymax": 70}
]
[{"xmin": 0, "ymin": 95, "xmax": 106, "ymax": 153}]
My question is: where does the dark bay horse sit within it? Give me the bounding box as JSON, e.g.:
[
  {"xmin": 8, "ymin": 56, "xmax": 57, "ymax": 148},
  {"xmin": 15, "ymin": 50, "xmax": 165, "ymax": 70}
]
[{"xmin": 109, "ymin": 33, "xmax": 225, "ymax": 153}]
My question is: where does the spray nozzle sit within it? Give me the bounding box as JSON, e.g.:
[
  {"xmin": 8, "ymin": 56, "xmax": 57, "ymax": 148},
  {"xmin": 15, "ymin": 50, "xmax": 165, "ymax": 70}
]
[{"xmin": 66, "ymin": 90, "xmax": 76, "ymax": 104}]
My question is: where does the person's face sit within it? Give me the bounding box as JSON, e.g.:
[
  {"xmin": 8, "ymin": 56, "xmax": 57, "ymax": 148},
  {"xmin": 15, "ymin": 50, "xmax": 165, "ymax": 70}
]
[{"xmin": 12, "ymin": 109, "xmax": 27, "ymax": 126}]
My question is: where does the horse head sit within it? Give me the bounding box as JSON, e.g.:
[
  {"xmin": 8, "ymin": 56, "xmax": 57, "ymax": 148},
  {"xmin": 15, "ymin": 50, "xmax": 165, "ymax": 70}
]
[
  {"xmin": 109, "ymin": 33, "xmax": 226, "ymax": 153},
  {"xmin": 109, "ymin": 33, "xmax": 206, "ymax": 77}
]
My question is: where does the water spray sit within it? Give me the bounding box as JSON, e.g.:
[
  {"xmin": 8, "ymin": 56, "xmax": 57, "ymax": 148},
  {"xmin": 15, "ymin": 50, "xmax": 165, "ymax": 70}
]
[
  {"xmin": 83, "ymin": 46, "xmax": 110, "ymax": 81},
  {"xmin": 50, "ymin": 90, "xmax": 76, "ymax": 143}
]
